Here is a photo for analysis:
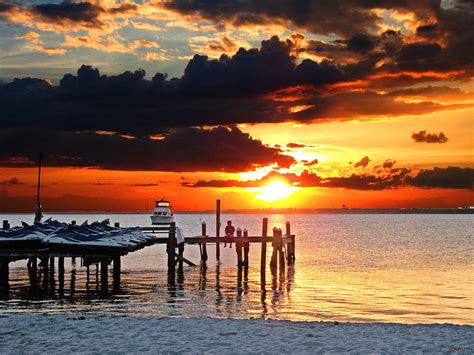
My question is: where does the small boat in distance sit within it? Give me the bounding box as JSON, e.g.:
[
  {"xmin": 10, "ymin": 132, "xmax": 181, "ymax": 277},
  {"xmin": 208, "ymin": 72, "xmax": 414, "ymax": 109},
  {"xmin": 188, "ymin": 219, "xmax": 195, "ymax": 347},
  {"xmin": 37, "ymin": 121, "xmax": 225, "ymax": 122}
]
[{"xmin": 150, "ymin": 198, "xmax": 175, "ymax": 225}]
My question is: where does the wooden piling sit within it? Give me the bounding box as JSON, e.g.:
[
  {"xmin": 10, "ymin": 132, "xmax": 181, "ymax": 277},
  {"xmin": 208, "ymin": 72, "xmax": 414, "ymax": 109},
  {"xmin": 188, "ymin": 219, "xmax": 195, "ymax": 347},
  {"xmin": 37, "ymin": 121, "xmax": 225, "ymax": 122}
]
[
  {"xmin": 30, "ymin": 257, "xmax": 37, "ymax": 285},
  {"xmin": 236, "ymin": 228, "xmax": 243, "ymax": 266},
  {"xmin": 216, "ymin": 199, "xmax": 221, "ymax": 262},
  {"xmin": 243, "ymin": 228, "xmax": 250, "ymax": 266},
  {"xmin": 113, "ymin": 256, "xmax": 121, "ymax": 290},
  {"xmin": 58, "ymin": 257, "xmax": 65, "ymax": 284},
  {"xmin": 71, "ymin": 220, "xmax": 76, "ymax": 226},
  {"xmin": 2, "ymin": 220, "xmax": 9, "ymax": 229},
  {"xmin": 49, "ymin": 257, "xmax": 55, "ymax": 285},
  {"xmin": 178, "ymin": 243, "xmax": 184, "ymax": 269},
  {"xmin": 291, "ymin": 234, "xmax": 296, "ymax": 263},
  {"xmin": 100, "ymin": 259, "xmax": 108, "ymax": 290},
  {"xmin": 114, "ymin": 222, "xmax": 120, "ymax": 228},
  {"xmin": 42, "ymin": 257, "xmax": 49, "ymax": 289},
  {"xmin": 167, "ymin": 222, "xmax": 176, "ymax": 274},
  {"xmin": 270, "ymin": 227, "xmax": 278, "ymax": 269},
  {"xmin": 201, "ymin": 222, "xmax": 208, "ymax": 262},
  {"xmin": 260, "ymin": 218, "xmax": 268, "ymax": 283},
  {"xmin": 278, "ymin": 229, "xmax": 285, "ymax": 272},
  {"xmin": 0, "ymin": 259, "xmax": 9, "ymax": 294},
  {"xmin": 285, "ymin": 221, "xmax": 292, "ymax": 264}
]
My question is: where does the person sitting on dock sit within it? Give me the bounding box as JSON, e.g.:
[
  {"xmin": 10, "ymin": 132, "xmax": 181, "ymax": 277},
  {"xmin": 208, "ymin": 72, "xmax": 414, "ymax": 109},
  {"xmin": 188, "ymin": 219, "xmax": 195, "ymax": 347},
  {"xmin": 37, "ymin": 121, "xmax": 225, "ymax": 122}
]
[{"xmin": 224, "ymin": 220, "xmax": 235, "ymax": 248}]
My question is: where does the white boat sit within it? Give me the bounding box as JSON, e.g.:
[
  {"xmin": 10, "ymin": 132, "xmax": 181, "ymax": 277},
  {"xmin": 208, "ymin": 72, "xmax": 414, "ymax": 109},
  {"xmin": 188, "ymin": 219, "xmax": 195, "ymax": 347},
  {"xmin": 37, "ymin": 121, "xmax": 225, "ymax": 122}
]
[{"xmin": 150, "ymin": 198, "xmax": 175, "ymax": 225}]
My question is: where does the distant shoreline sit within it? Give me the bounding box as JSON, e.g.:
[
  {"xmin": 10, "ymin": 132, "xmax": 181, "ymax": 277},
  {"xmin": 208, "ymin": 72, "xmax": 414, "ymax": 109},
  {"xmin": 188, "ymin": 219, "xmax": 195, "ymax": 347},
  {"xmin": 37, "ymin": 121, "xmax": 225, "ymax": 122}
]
[{"xmin": 1, "ymin": 208, "xmax": 473, "ymax": 214}]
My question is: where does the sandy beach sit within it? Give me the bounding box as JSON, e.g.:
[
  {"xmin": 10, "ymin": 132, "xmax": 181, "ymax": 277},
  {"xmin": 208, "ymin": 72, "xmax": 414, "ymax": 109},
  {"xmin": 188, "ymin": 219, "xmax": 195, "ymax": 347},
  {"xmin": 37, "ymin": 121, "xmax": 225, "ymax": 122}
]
[{"xmin": 0, "ymin": 315, "xmax": 472, "ymax": 353}]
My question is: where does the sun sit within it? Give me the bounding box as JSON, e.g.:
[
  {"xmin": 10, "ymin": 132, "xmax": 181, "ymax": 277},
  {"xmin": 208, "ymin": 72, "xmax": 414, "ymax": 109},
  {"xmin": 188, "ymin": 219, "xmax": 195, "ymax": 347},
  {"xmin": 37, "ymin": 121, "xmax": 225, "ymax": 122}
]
[{"xmin": 253, "ymin": 180, "xmax": 294, "ymax": 202}]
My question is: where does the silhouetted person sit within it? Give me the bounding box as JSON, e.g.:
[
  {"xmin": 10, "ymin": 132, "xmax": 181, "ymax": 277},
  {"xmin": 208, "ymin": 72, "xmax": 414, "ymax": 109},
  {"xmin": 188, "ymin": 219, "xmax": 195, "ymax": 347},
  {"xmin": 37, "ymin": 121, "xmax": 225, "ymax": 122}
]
[{"xmin": 224, "ymin": 220, "xmax": 235, "ymax": 248}]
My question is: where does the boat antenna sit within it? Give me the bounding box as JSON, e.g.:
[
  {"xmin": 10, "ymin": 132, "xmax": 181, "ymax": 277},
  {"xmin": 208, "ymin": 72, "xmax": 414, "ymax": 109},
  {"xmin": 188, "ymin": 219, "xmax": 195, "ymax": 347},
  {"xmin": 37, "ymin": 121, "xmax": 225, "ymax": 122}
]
[{"xmin": 34, "ymin": 152, "xmax": 44, "ymax": 223}]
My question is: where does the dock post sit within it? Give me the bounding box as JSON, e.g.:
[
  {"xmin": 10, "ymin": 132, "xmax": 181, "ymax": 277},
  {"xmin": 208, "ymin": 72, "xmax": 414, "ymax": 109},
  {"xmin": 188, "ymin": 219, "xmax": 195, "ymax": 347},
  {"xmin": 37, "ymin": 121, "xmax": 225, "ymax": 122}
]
[
  {"xmin": 2, "ymin": 220, "xmax": 9, "ymax": 229},
  {"xmin": 167, "ymin": 222, "xmax": 176, "ymax": 275},
  {"xmin": 41, "ymin": 257, "xmax": 49, "ymax": 289},
  {"xmin": 113, "ymin": 256, "xmax": 121, "ymax": 291},
  {"xmin": 260, "ymin": 218, "xmax": 268, "ymax": 285},
  {"xmin": 201, "ymin": 222, "xmax": 208, "ymax": 263},
  {"xmin": 278, "ymin": 229, "xmax": 285, "ymax": 272},
  {"xmin": 236, "ymin": 228, "xmax": 243, "ymax": 267},
  {"xmin": 114, "ymin": 222, "xmax": 120, "ymax": 228},
  {"xmin": 100, "ymin": 259, "xmax": 108, "ymax": 291},
  {"xmin": 270, "ymin": 227, "xmax": 279, "ymax": 269},
  {"xmin": 216, "ymin": 199, "xmax": 221, "ymax": 262},
  {"xmin": 0, "ymin": 259, "xmax": 9, "ymax": 296},
  {"xmin": 291, "ymin": 234, "xmax": 296, "ymax": 263},
  {"xmin": 58, "ymin": 257, "xmax": 65, "ymax": 287},
  {"xmin": 178, "ymin": 243, "xmax": 184, "ymax": 269},
  {"xmin": 71, "ymin": 220, "xmax": 76, "ymax": 226},
  {"xmin": 49, "ymin": 257, "xmax": 55, "ymax": 286},
  {"xmin": 243, "ymin": 228, "xmax": 250, "ymax": 266},
  {"xmin": 29, "ymin": 257, "xmax": 37, "ymax": 286},
  {"xmin": 285, "ymin": 221, "xmax": 292, "ymax": 265}
]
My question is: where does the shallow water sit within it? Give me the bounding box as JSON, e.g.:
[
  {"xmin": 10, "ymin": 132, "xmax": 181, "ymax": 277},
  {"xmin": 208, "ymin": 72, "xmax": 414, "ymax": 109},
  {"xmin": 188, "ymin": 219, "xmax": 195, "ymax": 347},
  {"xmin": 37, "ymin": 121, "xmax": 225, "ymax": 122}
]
[{"xmin": 1, "ymin": 213, "xmax": 473, "ymax": 324}]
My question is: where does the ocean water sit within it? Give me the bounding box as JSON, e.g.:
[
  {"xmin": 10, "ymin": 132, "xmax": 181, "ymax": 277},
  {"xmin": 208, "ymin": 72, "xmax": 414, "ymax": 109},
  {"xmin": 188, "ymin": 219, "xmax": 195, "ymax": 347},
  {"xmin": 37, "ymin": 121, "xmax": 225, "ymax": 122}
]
[{"xmin": 0, "ymin": 213, "xmax": 473, "ymax": 324}]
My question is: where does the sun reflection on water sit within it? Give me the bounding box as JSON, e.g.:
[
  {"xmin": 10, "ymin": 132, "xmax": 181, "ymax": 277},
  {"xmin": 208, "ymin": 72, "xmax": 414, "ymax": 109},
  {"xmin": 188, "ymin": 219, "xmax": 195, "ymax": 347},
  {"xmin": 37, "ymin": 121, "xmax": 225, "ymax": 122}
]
[{"xmin": 1, "ymin": 213, "xmax": 473, "ymax": 324}]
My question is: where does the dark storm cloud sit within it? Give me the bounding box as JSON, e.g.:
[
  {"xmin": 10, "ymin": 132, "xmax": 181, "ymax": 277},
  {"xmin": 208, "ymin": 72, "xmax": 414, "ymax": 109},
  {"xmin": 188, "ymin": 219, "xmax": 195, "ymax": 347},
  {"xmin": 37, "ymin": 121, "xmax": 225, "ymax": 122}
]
[
  {"xmin": 0, "ymin": 37, "xmax": 352, "ymax": 135},
  {"xmin": 406, "ymin": 167, "xmax": 473, "ymax": 189},
  {"xmin": 32, "ymin": 2, "xmax": 103, "ymax": 26},
  {"xmin": 1, "ymin": 1, "xmax": 139, "ymax": 28},
  {"xmin": 416, "ymin": 24, "xmax": 438, "ymax": 33},
  {"xmin": 162, "ymin": 0, "xmax": 425, "ymax": 36},
  {"xmin": 0, "ymin": 126, "xmax": 293, "ymax": 172},
  {"xmin": 0, "ymin": 1, "xmax": 15, "ymax": 14},
  {"xmin": 185, "ymin": 166, "xmax": 473, "ymax": 190},
  {"xmin": 412, "ymin": 130, "xmax": 448, "ymax": 143},
  {"xmin": 1, "ymin": 30, "xmax": 471, "ymax": 138},
  {"xmin": 346, "ymin": 33, "xmax": 376, "ymax": 52}
]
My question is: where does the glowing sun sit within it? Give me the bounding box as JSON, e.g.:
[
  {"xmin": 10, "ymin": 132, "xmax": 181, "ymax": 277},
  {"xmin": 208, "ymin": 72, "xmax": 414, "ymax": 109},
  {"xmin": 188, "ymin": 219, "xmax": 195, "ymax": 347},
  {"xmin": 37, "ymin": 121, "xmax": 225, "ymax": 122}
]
[{"xmin": 254, "ymin": 180, "xmax": 294, "ymax": 202}]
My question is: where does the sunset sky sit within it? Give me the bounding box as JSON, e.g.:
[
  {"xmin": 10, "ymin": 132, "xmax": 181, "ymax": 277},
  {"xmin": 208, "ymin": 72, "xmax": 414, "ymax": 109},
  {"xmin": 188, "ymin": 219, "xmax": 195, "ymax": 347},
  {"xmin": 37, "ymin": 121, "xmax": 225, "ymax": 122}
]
[{"xmin": 0, "ymin": 0, "xmax": 473, "ymax": 211}]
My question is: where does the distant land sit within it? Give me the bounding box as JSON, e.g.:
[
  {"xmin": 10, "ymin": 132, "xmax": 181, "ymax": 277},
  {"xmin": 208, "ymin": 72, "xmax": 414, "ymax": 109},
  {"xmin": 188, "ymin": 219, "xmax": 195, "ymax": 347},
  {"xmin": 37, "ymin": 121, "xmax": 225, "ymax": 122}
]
[
  {"xmin": 2, "ymin": 208, "xmax": 473, "ymax": 215},
  {"xmin": 177, "ymin": 208, "xmax": 474, "ymax": 214}
]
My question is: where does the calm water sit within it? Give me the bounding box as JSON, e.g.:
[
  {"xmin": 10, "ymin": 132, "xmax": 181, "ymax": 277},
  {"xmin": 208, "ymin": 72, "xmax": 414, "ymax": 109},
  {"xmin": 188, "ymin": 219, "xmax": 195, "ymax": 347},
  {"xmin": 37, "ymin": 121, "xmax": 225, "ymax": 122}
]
[{"xmin": 1, "ymin": 213, "xmax": 473, "ymax": 324}]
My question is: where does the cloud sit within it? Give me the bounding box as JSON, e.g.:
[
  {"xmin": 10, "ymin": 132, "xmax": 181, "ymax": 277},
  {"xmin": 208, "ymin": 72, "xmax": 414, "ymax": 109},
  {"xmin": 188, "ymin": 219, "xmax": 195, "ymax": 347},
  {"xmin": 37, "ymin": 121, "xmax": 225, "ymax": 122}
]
[
  {"xmin": 406, "ymin": 167, "xmax": 473, "ymax": 189},
  {"xmin": 383, "ymin": 160, "xmax": 396, "ymax": 169},
  {"xmin": 0, "ymin": 177, "xmax": 24, "ymax": 185},
  {"xmin": 2, "ymin": 33, "xmax": 470, "ymax": 139},
  {"xmin": 412, "ymin": 130, "xmax": 448, "ymax": 143},
  {"xmin": 129, "ymin": 183, "xmax": 160, "ymax": 187},
  {"xmin": 0, "ymin": 126, "xmax": 294, "ymax": 172},
  {"xmin": 286, "ymin": 142, "xmax": 308, "ymax": 148},
  {"xmin": 185, "ymin": 166, "xmax": 473, "ymax": 190},
  {"xmin": 354, "ymin": 156, "xmax": 370, "ymax": 168},
  {"xmin": 162, "ymin": 0, "xmax": 411, "ymax": 36},
  {"xmin": 19, "ymin": 31, "xmax": 66, "ymax": 55},
  {"xmin": 31, "ymin": 1, "xmax": 104, "ymax": 27},
  {"xmin": 189, "ymin": 35, "xmax": 251, "ymax": 57}
]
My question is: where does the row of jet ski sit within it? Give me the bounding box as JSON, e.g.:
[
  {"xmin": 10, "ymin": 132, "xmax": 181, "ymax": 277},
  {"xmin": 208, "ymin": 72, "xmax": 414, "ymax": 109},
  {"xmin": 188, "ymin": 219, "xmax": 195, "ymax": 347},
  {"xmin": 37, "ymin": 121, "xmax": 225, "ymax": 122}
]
[{"xmin": 0, "ymin": 218, "xmax": 155, "ymax": 250}]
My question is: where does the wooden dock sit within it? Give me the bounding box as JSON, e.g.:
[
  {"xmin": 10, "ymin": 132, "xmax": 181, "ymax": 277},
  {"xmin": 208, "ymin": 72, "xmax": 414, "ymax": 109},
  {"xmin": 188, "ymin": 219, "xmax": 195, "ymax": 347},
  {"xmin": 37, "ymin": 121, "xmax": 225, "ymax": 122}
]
[{"xmin": 0, "ymin": 200, "xmax": 296, "ymax": 297}]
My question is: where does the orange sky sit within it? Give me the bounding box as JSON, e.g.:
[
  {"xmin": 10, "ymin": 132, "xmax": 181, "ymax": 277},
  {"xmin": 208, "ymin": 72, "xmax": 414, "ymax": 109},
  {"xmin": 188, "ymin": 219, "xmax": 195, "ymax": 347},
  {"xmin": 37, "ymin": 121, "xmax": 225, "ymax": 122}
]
[
  {"xmin": 0, "ymin": 1, "xmax": 473, "ymax": 211},
  {"xmin": 1, "ymin": 106, "xmax": 472, "ymax": 212}
]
